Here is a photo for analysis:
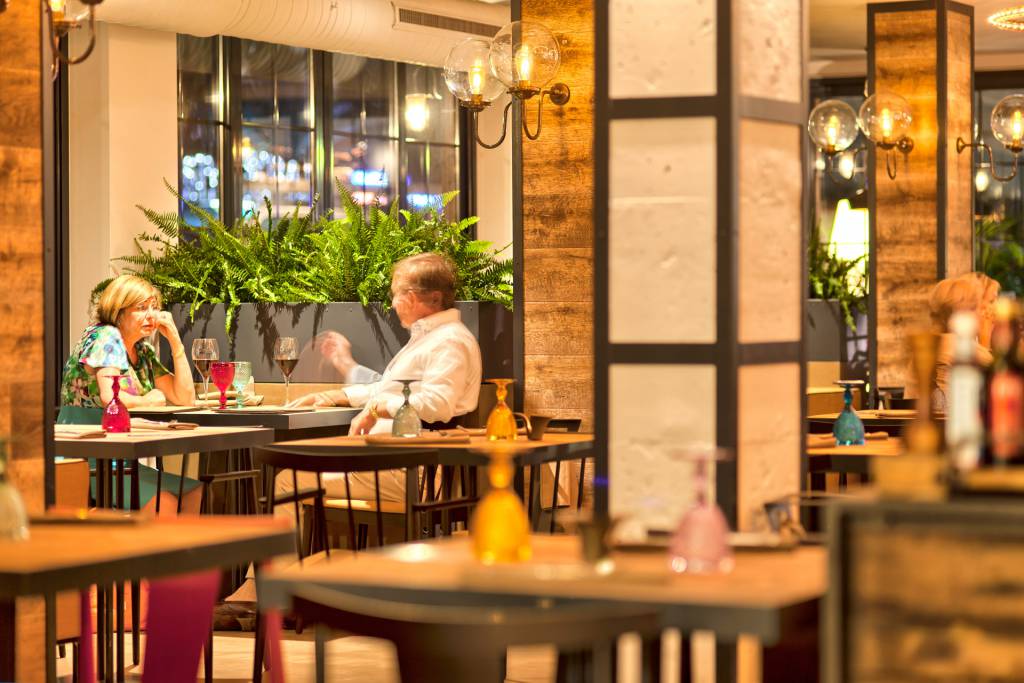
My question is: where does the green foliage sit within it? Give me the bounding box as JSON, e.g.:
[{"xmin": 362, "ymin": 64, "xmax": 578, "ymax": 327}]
[
  {"xmin": 116, "ymin": 180, "xmax": 512, "ymax": 334},
  {"xmin": 808, "ymin": 239, "xmax": 867, "ymax": 331},
  {"xmin": 976, "ymin": 216, "xmax": 1024, "ymax": 297}
]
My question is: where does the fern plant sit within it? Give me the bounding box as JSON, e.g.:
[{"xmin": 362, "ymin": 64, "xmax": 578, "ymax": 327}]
[
  {"xmin": 117, "ymin": 181, "xmax": 512, "ymax": 333},
  {"xmin": 807, "ymin": 239, "xmax": 867, "ymax": 331}
]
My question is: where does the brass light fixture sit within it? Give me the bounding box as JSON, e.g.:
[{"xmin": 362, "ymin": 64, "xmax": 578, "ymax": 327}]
[
  {"xmin": 443, "ymin": 21, "xmax": 571, "ymax": 149},
  {"xmin": 806, "ymin": 92, "xmax": 914, "ymax": 181},
  {"xmin": 989, "ymin": 6, "xmax": 1024, "ymax": 31},
  {"xmin": 43, "ymin": 0, "xmax": 103, "ymax": 79},
  {"xmin": 956, "ymin": 93, "xmax": 1024, "ymax": 182}
]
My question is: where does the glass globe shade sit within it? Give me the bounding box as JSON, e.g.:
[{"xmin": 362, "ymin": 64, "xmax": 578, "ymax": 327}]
[
  {"xmin": 991, "ymin": 93, "xmax": 1024, "ymax": 152},
  {"xmin": 488, "ymin": 20, "xmax": 560, "ymax": 91},
  {"xmin": 807, "ymin": 99, "xmax": 858, "ymax": 154},
  {"xmin": 443, "ymin": 38, "xmax": 506, "ymax": 107},
  {"xmin": 857, "ymin": 92, "xmax": 912, "ymax": 147}
]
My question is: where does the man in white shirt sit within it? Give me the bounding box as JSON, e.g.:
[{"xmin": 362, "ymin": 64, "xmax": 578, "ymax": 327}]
[{"xmin": 284, "ymin": 252, "xmax": 483, "ymax": 502}]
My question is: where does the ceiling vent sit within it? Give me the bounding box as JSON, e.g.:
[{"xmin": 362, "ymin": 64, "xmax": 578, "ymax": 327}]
[{"xmin": 395, "ymin": 7, "xmax": 500, "ymax": 38}]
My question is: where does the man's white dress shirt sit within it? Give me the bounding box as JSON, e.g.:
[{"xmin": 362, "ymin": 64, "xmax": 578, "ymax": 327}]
[{"xmin": 343, "ymin": 307, "xmax": 482, "ymax": 432}]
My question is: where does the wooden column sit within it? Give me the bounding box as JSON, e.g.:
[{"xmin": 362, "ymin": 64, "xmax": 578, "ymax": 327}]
[
  {"xmin": 0, "ymin": 1, "xmax": 48, "ymax": 681},
  {"xmin": 520, "ymin": 0, "xmax": 595, "ymax": 431},
  {"xmin": 594, "ymin": 0, "xmax": 807, "ymax": 532},
  {"xmin": 869, "ymin": 1, "xmax": 974, "ymax": 392}
]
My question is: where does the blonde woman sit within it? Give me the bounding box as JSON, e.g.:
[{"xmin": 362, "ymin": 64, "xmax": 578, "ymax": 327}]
[
  {"xmin": 59, "ymin": 274, "xmax": 200, "ymax": 513},
  {"xmin": 915, "ymin": 273, "xmax": 998, "ymax": 411}
]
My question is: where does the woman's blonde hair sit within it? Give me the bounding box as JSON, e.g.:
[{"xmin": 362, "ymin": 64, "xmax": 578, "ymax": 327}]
[
  {"xmin": 928, "ymin": 276, "xmax": 981, "ymax": 332},
  {"xmin": 960, "ymin": 271, "xmax": 1000, "ymax": 305},
  {"xmin": 95, "ymin": 275, "xmax": 161, "ymax": 326}
]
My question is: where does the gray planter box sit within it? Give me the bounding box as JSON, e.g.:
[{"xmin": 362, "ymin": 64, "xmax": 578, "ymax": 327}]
[
  {"xmin": 165, "ymin": 302, "xmax": 513, "ymax": 383},
  {"xmin": 806, "ymin": 299, "xmax": 868, "ymax": 382}
]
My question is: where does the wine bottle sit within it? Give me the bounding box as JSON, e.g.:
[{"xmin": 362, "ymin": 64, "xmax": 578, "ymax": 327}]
[
  {"xmin": 984, "ymin": 297, "xmax": 1024, "ymax": 466},
  {"xmin": 946, "ymin": 311, "xmax": 984, "ymax": 472}
]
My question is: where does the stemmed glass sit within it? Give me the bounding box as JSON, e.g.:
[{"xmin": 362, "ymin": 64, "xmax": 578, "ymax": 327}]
[
  {"xmin": 232, "ymin": 361, "xmax": 252, "ymax": 409},
  {"xmin": 209, "ymin": 362, "xmax": 235, "ymax": 410},
  {"xmin": 191, "ymin": 338, "xmax": 219, "ymax": 404},
  {"xmin": 668, "ymin": 444, "xmax": 734, "ymax": 575},
  {"xmin": 833, "ymin": 380, "xmax": 866, "ymax": 446},
  {"xmin": 391, "ymin": 379, "xmax": 421, "ymax": 437},
  {"xmin": 485, "ymin": 378, "xmax": 517, "ymax": 441},
  {"xmin": 102, "ymin": 376, "xmax": 131, "ymax": 433},
  {"xmin": 274, "ymin": 337, "xmax": 299, "ymax": 406}
]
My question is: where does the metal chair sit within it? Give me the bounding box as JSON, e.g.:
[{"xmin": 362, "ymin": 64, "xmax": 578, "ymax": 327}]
[{"xmin": 289, "ymin": 583, "xmax": 661, "ymax": 683}]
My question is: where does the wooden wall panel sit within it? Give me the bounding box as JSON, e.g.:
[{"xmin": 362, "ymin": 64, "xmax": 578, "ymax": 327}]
[
  {"xmin": 0, "ymin": 0, "xmax": 46, "ymax": 680},
  {"xmin": 522, "ymin": 0, "xmax": 594, "ymax": 429},
  {"xmin": 871, "ymin": 2, "xmax": 973, "ymax": 390}
]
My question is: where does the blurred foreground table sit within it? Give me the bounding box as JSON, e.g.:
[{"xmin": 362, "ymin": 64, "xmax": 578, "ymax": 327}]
[
  {"xmin": 259, "ymin": 534, "xmax": 825, "ymax": 682},
  {"xmin": 0, "ymin": 516, "xmax": 293, "ymax": 683}
]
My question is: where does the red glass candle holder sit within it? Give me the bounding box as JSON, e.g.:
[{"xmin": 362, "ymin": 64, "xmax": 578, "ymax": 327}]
[
  {"xmin": 209, "ymin": 362, "xmax": 235, "ymax": 410},
  {"xmin": 102, "ymin": 376, "xmax": 131, "ymax": 433}
]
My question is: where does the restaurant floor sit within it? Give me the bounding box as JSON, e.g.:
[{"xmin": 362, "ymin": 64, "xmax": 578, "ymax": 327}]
[{"xmin": 57, "ymin": 630, "xmax": 698, "ymax": 682}]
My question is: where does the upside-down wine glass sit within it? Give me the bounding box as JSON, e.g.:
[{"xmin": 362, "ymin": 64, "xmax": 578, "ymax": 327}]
[
  {"xmin": 274, "ymin": 337, "xmax": 299, "ymax": 406},
  {"xmin": 485, "ymin": 378, "xmax": 517, "ymax": 441},
  {"xmin": 102, "ymin": 376, "xmax": 131, "ymax": 433},
  {"xmin": 833, "ymin": 380, "xmax": 866, "ymax": 446},
  {"xmin": 668, "ymin": 444, "xmax": 734, "ymax": 575},
  {"xmin": 209, "ymin": 361, "xmax": 235, "ymax": 411},
  {"xmin": 391, "ymin": 379, "xmax": 422, "ymax": 437},
  {"xmin": 191, "ymin": 338, "xmax": 219, "ymax": 404},
  {"xmin": 232, "ymin": 361, "xmax": 252, "ymax": 409}
]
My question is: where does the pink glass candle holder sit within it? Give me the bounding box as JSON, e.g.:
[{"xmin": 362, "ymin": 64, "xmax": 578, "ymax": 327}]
[
  {"xmin": 209, "ymin": 361, "xmax": 235, "ymax": 410},
  {"xmin": 102, "ymin": 376, "xmax": 131, "ymax": 433}
]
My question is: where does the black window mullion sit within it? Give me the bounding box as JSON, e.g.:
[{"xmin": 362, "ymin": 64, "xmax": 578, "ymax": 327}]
[
  {"xmin": 317, "ymin": 50, "xmax": 333, "ymax": 216},
  {"xmin": 223, "ymin": 36, "xmax": 242, "ymax": 227},
  {"xmin": 397, "ymin": 62, "xmax": 408, "ymax": 212}
]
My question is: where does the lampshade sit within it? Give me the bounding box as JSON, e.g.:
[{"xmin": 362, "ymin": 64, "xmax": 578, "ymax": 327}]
[
  {"xmin": 857, "ymin": 92, "xmax": 912, "ymax": 146},
  {"xmin": 443, "ymin": 38, "xmax": 506, "ymax": 107},
  {"xmin": 807, "ymin": 99, "xmax": 859, "ymax": 154},
  {"xmin": 991, "ymin": 93, "xmax": 1024, "ymax": 153},
  {"xmin": 488, "ymin": 21, "xmax": 561, "ymax": 91}
]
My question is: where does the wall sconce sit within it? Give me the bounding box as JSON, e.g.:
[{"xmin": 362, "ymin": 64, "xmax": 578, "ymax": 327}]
[
  {"xmin": 956, "ymin": 93, "xmax": 1024, "ymax": 182},
  {"xmin": 443, "ymin": 21, "xmax": 571, "ymax": 149},
  {"xmin": 43, "ymin": 0, "xmax": 103, "ymax": 79},
  {"xmin": 807, "ymin": 93, "xmax": 914, "ymax": 181}
]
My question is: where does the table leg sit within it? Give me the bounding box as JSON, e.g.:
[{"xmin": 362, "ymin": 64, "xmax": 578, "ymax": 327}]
[
  {"xmin": 405, "ymin": 467, "xmax": 417, "ymax": 542},
  {"xmin": 115, "ymin": 580, "xmax": 124, "ymax": 683},
  {"xmin": 550, "ymin": 460, "xmax": 562, "ymax": 533},
  {"xmin": 130, "ymin": 466, "xmax": 141, "ymax": 666},
  {"xmin": 0, "ymin": 598, "xmax": 14, "ymax": 681}
]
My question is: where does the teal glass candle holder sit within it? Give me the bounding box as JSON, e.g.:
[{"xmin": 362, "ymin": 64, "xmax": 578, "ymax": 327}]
[{"xmin": 834, "ymin": 380, "xmax": 866, "ymax": 446}]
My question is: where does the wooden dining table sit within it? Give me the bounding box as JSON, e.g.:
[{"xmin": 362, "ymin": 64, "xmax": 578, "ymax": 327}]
[
  {"xmin": 262, "ymin": 432, "xmax": 595, "ymax": 528},
  {"xmin": 258, "ymin": 533, "xmax": 826, "ymax": 683},
  {"xmin": 0, "ymin": 516, "xmax": 293, "ymax": 683},
  {"xmin": 807, "ymin": 437, "xmax": 905, "ymax": 478}
]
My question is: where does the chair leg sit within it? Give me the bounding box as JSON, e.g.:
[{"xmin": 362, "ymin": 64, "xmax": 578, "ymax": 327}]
[
  {"xmin": 577, "ymin": 458, "xmax": 587, "ymax": 511},
  {"xmin": 550, "ymin": 460, "xmax": 561, "ymax": 533},
  {"xmin": 155, "ymin": 457, "xmax": 163, "ymax": 514},
  {"xmin": 315, "ymin": 626, "xmax": 327, "ymax": 683},
  {"xmin": 204, "ymin": 629, "xmax": 213, "ymax": 683},
  {"xmin": 177, "ymin": 453, "xmax": 190, "ymax": 514},
  {"xmin": 116, "ymin": 580, "xmax": 125, "ymax": 682},
  {"xmin": 71, "ymin": 642, "xmax": 79, "ymax": 683},
  {"xmin": 252, "ymin": 610, "xmax": 265, "ymax": 682}
]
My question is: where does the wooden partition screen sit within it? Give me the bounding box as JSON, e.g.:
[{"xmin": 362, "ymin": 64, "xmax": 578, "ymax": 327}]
[
  {"xmin": 868, "ymin": 1, "xmax": 974, "ymax": 393},
  {"xmin": 594, "ymin": 0, "xmax": 807, "ymax": 532},
  {"xmin": 0, "ymin": 1, "xmax": 49, "ymax": 680}
]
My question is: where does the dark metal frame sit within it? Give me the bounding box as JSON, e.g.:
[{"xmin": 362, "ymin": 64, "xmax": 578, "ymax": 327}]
[
  {"xmin": 865, "ymin": 0, "xmax": 974, "ymax": 405},
  {"xmin": 511, "ymin": 0, "xmax": 525, "ymax": 412},
  {"xmin": 593, "ymin": 0, "xmax": 808, "ymax": 528}
]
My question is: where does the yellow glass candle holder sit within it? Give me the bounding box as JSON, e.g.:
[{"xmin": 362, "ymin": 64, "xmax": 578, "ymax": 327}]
[
  {"xmin": 471, "ymin": 444, "xmax": 531, "ymax": 564},
  {"xmin": 485, "ymin": 378, "xmax": 517, "ymax": 441}
]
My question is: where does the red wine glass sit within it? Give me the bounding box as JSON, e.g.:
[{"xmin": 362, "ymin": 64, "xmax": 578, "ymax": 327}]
[{"xmin": 209, "ymin": 361, "xmax": 235, "ymax": 410}]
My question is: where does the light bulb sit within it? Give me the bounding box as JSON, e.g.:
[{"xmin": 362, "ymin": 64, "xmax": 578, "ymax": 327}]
[
  {"xmin": 469, "ymin": 61, "xmax": 484, "ymax": 96},
  {"xmin": 880, "ymin": 108, "xmax": 893, "ymax": 141},
  {"xmin": 837, "ymin": 153, "xmax": 856, "ymax": 180},
  {"xmin": 404, "ymin": 93, "xmax": 429, "ymax": 133},
  {"xmin": 50, "ymin": 0, "xmax": 66, "ymax": 19},
  {"xmin": 976, "ymin": 168, "xmax": 991, "ymax": 193},
  {"xmin": 1013, "ymin": 110, "xmax": 1023, "ymax": 144},
  {"xmin": 514, "ymin": 46, "xmax": 532, "ymax": 84},
  {"xmin": 825, "ymin": 114, "xmax": 840, "ymax": 148}
]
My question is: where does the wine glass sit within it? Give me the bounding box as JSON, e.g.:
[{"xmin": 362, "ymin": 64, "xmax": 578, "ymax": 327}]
[
  {"xmin": 232, "ymin": 361, "xmax": 252, "ymax": 409},
  {"xmin": 209, "ymin": 361, "xmax": 235, "ymax": 410},
  {"xmin": 102, "ymin": 375, "xmax": 131, "ymax": 433},
  {"xmin": 274, "ymin": 337, "xmax": 299, "ymax": 406},
  {"xmin": 191, "ymin": 338, "xmax": 219, "ymax": 404},
  {"xmin": 667, "ymin": 444, "xmax": 734, "ymax": 575},
  {"xmin": 391, "ymin": 379, "xmax": 421, "ymax": 437},
  {"xmin": 834, "ymin": 380, "xmax": 866, "ymax": 446},
  {"xmin": 485, "ymin": 378, "xmax": 517, "ymax": 441}
]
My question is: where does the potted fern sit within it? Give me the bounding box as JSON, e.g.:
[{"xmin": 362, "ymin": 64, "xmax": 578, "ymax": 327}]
[
  {"xmin": 806, "ymin": 240, "xmax": 868, "ymax": 382},
  {"xmin": 118, "ymin": 181, "xmax": 513, "ymax": 382}
]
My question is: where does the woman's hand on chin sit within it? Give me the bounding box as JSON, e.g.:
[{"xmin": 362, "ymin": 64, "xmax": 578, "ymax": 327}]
[{"xmin": 155, "ymin": 311, "xmax": 180, "ymax": 341}]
